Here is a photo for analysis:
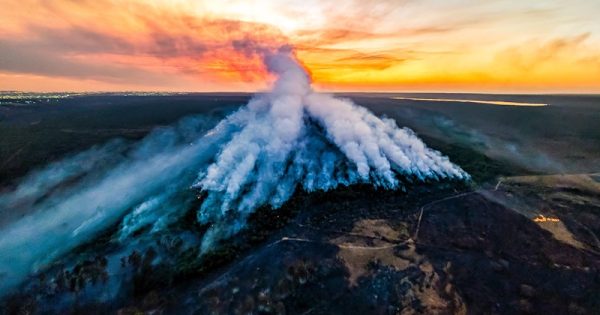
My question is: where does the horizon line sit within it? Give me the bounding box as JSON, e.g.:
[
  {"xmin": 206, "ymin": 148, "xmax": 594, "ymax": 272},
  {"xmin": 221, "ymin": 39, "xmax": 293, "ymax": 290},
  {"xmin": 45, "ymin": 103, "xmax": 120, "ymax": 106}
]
[{"xmin": 2, "ymin": 90, "xmax": 600, "ymax": 96}]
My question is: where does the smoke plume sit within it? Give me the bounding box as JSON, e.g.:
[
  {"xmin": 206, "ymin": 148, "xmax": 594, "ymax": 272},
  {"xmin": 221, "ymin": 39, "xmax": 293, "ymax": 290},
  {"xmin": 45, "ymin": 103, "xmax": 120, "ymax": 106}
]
[
  {"xmin": 192, "ymin": 46, "xmax": 468, "ymax": 248},
  {"xmin": 0, "ymin": 46, "xmax": 467, "ymax": 293}
]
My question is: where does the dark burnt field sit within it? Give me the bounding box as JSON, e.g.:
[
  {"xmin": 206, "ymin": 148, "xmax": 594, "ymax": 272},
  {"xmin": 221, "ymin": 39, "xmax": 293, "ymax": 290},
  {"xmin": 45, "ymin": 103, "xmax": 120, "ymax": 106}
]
[{"xmin": 1, "ymin": 93, "xmax": 599, "ymax": 314}]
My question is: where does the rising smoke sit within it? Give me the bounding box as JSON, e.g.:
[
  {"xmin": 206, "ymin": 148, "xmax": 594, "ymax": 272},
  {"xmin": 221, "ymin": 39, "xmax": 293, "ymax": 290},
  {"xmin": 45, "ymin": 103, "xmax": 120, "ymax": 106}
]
[
  {"xmin": 0, "ymin": 46, "xmax": 467, "ymax": 293},
  {"xmin": 192, "ymin": 46, "xmax": 468, "ymax": 248}
]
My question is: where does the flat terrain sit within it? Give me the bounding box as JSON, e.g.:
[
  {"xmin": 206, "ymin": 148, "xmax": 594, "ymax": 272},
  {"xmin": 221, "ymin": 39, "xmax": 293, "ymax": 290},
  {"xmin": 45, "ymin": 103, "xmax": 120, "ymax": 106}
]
[{"xmin": 1, "ymin": 93, "xmax": 599, "ymax": 314}]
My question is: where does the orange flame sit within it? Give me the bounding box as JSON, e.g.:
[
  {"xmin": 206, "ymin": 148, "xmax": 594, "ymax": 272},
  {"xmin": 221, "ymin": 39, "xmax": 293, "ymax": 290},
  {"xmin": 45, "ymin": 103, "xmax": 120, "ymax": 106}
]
[{"xmin": 533, "ymin": 214, "xmax": 560, "ymax": 223}]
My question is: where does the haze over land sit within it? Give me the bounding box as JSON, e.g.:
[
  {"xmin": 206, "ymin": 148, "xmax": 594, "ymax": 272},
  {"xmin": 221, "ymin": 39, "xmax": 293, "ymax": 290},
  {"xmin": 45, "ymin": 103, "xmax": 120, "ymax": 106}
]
[
  {"xmin": 1, "ymin": 1, "xmax": 600, "ymax": 314},
  {"xmin": 0, "ymin": 46, "xmax": 470, "ymax": 292},
  {"xmin": 2, "ymin": 90, "xmax": 600, "ymax": 314}
]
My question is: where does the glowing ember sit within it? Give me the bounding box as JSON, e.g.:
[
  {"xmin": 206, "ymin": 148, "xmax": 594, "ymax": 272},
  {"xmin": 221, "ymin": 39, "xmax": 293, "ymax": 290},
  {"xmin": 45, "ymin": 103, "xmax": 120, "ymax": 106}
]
[{"xmin": 533, "ymin": 214, "xmax": 560, "ymax": 222}]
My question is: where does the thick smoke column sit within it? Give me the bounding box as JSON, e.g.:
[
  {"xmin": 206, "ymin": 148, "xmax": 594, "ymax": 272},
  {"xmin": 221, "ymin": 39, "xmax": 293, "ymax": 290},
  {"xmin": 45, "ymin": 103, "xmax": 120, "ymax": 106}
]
[
  {"xmin": 192, "ymin": 46, "xmax": 468, "ymax": 247},
  {"xmin": 0, "ymin": 46, "xmax": 467, "ymax": 293}
]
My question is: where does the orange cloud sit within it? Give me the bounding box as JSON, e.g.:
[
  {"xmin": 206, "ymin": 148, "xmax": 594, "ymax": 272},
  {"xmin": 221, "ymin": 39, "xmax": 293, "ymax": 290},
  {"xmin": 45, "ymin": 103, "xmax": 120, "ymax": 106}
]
[
  {"xmin": 0, "ymin": 0, "xmax": 289, "ymax": 90},
  {"xmin": 1, "ymin": 0, "xmax": 600, "ymax": 92}
]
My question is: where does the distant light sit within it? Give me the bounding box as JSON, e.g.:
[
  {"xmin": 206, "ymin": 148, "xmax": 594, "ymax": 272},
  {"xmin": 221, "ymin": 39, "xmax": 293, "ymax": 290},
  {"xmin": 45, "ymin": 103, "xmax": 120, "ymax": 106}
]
[{"xmin": 392, "ymin": 97, "xmax": 548, "ymax": 107}]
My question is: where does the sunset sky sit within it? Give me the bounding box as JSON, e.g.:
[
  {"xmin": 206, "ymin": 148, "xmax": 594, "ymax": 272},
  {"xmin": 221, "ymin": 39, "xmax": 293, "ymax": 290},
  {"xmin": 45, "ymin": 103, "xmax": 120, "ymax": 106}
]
[{"xmin": 1, "ymin": 0, "xmax": 599, "ymax": 93}]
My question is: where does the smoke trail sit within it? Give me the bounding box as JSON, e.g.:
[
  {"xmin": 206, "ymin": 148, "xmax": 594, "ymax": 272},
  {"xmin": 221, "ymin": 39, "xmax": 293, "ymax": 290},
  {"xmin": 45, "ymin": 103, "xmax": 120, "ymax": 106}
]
[
  {"xmin": 0, "ymin": 116, "xmax": 223, "ymax": 293},
  {"xmin": 0, "ymin": 140, "xmax": 129, "ymax": 226},
  {"xmin": 192, "ymin": 46, "xmax": 468, "ymax": 248},
  {"xmin": 0, "ymin": 46, "xmax": 467, "ymax": 294}
]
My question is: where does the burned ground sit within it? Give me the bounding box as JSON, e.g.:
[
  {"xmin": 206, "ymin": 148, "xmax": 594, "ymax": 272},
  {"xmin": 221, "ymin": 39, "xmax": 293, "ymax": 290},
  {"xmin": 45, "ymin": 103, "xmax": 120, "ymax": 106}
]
[{"xmin": 2, "ymin": 93, "xmax": 600, "ymax": 314}]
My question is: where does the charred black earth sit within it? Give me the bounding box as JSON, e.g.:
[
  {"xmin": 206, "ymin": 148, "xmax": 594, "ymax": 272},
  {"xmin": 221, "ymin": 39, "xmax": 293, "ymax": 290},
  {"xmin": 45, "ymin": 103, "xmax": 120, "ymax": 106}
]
[{"xmin": 1, "ymin": 93, "xmax": 600, "ymax": 314}]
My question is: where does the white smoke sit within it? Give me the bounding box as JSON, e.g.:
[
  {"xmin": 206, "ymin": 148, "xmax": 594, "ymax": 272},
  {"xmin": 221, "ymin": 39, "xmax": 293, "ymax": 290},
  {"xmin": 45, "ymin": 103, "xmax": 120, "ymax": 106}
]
[
  {"xmin": 0, "ymin": 46, "xmax": 467, "ymax": 294},
  {"xmin": 192, "ymin": 46, "xmax": 468, "ymax": 248},
  {"xmin": 0, "ymin": 116, "xmax": 223, "ymax": 293}
]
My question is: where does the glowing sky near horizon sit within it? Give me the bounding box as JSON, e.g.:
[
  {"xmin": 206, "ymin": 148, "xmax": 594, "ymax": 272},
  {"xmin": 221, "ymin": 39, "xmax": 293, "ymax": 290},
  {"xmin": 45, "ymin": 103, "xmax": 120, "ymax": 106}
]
[{"xmin": 1, "ymin": 0, "xmax": 599, "ymax": 92}]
